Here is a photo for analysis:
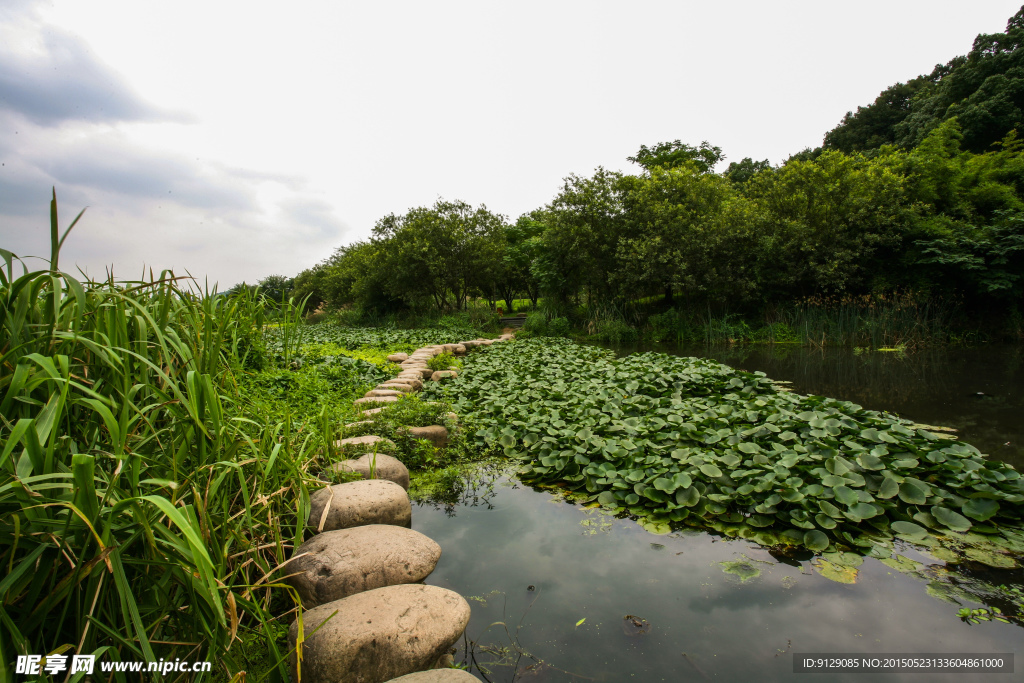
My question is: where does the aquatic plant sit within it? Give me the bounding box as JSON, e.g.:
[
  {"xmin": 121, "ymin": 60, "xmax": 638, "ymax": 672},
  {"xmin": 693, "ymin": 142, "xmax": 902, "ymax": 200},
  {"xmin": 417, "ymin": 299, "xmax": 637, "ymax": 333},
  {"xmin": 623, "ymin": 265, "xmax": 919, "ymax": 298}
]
[{"xmin": 423, "ymin": 338, "xmax": 1024, "ymax": 564}]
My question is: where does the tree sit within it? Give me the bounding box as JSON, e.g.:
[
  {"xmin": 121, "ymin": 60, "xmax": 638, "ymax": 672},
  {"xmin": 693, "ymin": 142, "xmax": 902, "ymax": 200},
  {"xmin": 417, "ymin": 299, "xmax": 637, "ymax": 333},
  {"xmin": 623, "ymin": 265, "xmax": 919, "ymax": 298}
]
[
  {"xmin": 495, "ymin": 215, "xmax": 545, "ymax": 311},
  {"xmin": 724, "ymin": 157, "xmax": 772, "ymax": 186},
  {"xmin": 628, "ymin": 140, "xmax": 724, "ymax": 173},
  {"xmin": 539, "ymin": 168, "xmax": 626, "ymax": 309},
  {"xmin": 372, "ymin": 200, "xmax": 506, "ymax": 311},
  {"xmin": 616, "ymin": 163, "xmax": 757, "ymax": 305},
  {"xmin": 257, "ymin": 274, "xmax": 292, "ymax": 303}
]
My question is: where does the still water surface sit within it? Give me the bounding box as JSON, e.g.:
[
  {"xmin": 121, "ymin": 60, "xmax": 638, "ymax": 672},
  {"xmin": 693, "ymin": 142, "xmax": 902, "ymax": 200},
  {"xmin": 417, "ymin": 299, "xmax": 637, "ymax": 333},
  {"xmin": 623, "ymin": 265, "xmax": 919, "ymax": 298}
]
[{"xmin": 414, "ymin": 344, "xmax": 1023, "ymax": 682}]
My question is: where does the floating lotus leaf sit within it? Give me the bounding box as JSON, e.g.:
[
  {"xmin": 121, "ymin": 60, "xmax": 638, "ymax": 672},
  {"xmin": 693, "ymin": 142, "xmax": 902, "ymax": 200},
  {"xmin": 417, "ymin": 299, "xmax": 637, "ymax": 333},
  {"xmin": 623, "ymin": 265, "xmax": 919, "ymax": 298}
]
[
  {"xmin": 962, "ymin": 498, "xmax": 1000, "ymax": 522},
  {"xmin": 880, "ymin": 554, "xmax": 923, "ymax": 574},
  {"xmin": 963, "ymin": 547, "xmax": 1017, "ymax": 568},
  {"xmin": 813, "ymin": 559, "xmax": 858, "ymax": 584},
  {"xmin": 719, "ymin": 558, "xmax": 763, "ymax": 582},
  {"xmin": 931, "ymin": 506, "xmax": 973, "ymax": 532}
]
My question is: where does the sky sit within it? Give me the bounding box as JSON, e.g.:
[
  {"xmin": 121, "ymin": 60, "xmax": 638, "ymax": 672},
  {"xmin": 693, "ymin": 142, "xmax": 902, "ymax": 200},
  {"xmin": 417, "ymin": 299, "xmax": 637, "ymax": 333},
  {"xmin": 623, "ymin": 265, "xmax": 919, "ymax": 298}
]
[{"xmin": 2, "ymin": 0, "xmax": 1022, "ymax": 289}]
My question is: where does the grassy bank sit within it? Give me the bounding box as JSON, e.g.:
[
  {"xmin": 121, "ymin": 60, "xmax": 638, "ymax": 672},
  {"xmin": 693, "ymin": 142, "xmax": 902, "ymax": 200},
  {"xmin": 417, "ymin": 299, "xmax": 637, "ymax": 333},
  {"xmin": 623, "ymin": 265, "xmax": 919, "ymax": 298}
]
[{"xmin": 0, "ymin": 200, "xmax": 493, "ymax": 680}]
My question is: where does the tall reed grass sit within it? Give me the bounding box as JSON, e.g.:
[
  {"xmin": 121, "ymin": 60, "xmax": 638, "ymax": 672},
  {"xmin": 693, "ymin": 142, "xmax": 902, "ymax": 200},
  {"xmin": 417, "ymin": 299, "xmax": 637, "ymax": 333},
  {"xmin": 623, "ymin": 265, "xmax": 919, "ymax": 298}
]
[{"xmin": 0, "ymin": 193, "xmax": 336, "ymax": 680}]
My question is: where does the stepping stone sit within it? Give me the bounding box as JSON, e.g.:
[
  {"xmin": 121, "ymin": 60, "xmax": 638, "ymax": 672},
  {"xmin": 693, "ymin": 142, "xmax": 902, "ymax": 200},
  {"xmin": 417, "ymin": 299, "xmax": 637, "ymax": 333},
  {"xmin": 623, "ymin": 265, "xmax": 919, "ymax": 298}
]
[
  {"xmin": 359, "ymin": 407, "xmax": 387, "ymax": 418},
  {"xmin": 308, "ymin": 480, "xmax": 411, "ymax": 532},
  {"xmin": 343, "ymin": 420, "xmax": 375, "ymax": 430},
  {"xmin": 404, "ymin": 425, "xmax": 448, "ymax": 449},
  {"xmin": 457, "ymin": 340, "xmax": 477, "ymax": 349},
  {"xmin": 289, "ymin": 584, "xmax": 471, "ymax": 683},
  {"xmin": 284, "ymin": 525, "xmax": 440, "ymax": 608},
  {"xmin": 453, "ymin": 345, "xmax": 467, "ymax": 355},
  {"xmin": 386, "ymin": 670, "xmax": 479, "ymax": 682},
  {"xmin": 430, "ymin": 370, "xmax": 456, "ymax": 382},
  {"xmin": 387, "ymin": 353, "xmax": 409, "ymax": 362},
  {"xmin": 329, "ymin": 452, "xmax": 410, "ymax": 489},
  {"xmin": 376, "ymin": 383, "xmax": 414, "ymax": 393},
  {"xmin": 354, "ymin": 396, "xmax": 399, "ymax": 407},
  {"xmin": 335, "ymin": 435, "xmax": 395, "ymax": 452},
  {"xmin": 477, "ymin": 339, "xmax": 494, "ymax": 346},
  {"xmin": 365, "ymin": 389, "xmax": 405, "ymax": 397},
  {"xmin": 415, "ymin": 367, "xmax": 434, "ymax": 379},
  {"xmin": 395, "ymin": 377, "xmax": 424, "ymax": 391}
]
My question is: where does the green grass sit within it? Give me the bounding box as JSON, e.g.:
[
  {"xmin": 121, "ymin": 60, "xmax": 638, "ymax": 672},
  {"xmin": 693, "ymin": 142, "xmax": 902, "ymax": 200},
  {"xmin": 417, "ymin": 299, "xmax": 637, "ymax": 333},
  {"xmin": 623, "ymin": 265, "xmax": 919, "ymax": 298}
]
[{"xmin": 0, "ymin": 195, "xmax": 492, "ymax": 681}]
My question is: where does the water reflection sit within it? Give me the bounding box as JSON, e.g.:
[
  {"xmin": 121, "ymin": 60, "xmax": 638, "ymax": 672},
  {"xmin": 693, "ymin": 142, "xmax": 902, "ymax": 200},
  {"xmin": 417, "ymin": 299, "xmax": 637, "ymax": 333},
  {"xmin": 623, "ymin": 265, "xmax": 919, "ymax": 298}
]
[
  {"xmin": 414, "ymin": 470, "xmax": 1021, "ymax": 682},
  {"xmin": 593, "ymin": 343, "xmax": 1024, "ymax": 469}
]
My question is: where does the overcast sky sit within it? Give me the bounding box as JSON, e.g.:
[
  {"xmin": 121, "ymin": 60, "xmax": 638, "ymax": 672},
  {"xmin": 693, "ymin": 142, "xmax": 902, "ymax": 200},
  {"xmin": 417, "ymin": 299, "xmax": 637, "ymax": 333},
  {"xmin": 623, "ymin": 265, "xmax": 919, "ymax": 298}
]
[{"xmin": 2, "ymin": 1, "xmax": 1022, "ymax": 288}]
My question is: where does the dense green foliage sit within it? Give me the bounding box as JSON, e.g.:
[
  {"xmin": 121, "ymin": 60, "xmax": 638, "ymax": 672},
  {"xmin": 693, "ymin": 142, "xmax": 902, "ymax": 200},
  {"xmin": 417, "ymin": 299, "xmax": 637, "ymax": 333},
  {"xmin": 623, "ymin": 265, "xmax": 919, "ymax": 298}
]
[
  {"xmin": 424, "ymin": 339, "xmax": 1024, "ymax": 565},
  {"xmin": 281, "ymin": 7, "xmax": 1024, "ymax": 344},
  {"xmin": 825, "ymin": 9, "xmax": 1024, "ymax": 154}
]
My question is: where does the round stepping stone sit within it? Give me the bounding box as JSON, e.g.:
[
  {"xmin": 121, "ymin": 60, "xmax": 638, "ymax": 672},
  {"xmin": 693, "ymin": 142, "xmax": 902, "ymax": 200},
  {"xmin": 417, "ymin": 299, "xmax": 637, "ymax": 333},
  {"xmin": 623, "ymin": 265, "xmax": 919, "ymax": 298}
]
[
  {"xmin": 453, "ymin": 345, "xmax": 467, "ymax": 355},
  {"xmin": 416, "ymin": 367, "xmax": 434, "ymax": 379},
  {"xmin": 387, "ymin": 353, "xmax": 409, "ymax": 362},
  {"xmin": 404, "ymin": 425, "xmax": 448, "ymax": 449},
  {"xmin": 329, "ymin": 452, "xmax": 410, "ymax": 489},
  {"xmin": 354, "ymin": 396, "xmax": 399, "ymax": 407},
  {"xmin": 478, "ymin": 339, "xmax": 494, "ymax": 346},
  {"xmin": 343, "ymin": 420, "xmax": 375, "ymax": 430},
  {"xmin": 395, "ymin": 377, "xmax": 424, "ymax": 391},
  {"xmin": 365, "ymin": 389, "xmax": 405, "ymax": 397},
  {"xmin": 377, "ymin": 383, "xmax": 414, "ymax": 392},
  {"xmin": 359, "ymin": 406, "xmax": 387, "ymax": 418},
  {"xmin": 430, "ymin": 371, "xmax": 456, "ymax": 382},
  {"xmin": 289, "ymin": 584, "xmax": 471, "ymax": 683},
  {"xmin": 386, "ymin": 670, "xmax": 478, "ymax": 682},
  {"xmin": 284, "ymin": 525, "xmax": 440, "ymax": 608},
  {"xmin": 335, "ymin": 435, "xmax": 395, "ymax": 452},
  {"xmin": 308, "ymin": 480, "xmax": 411, "ymax": 532}
]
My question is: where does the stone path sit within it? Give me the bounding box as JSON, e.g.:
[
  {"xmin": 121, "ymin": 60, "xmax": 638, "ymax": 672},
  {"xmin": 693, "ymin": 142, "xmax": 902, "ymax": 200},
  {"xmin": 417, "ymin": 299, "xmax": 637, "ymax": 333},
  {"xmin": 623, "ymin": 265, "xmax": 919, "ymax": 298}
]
[{"xmin": 281, "ymin": 333, "xmax": 515, "ymax": 683}]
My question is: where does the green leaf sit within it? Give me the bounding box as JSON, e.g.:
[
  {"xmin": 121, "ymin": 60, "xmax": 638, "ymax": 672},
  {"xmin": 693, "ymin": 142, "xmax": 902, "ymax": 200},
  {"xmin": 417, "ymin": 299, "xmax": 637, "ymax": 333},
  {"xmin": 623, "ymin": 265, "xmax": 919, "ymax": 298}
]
[
  {"xmin": 891, "ymin": 521, "xmax": 928, "ymax": 538},
  {"xmin": 931, "ymin": 506, "xmax": 972, "ymax": 532},
  {"xmin": 803, "ymin": 530, "xmax": 830, "ymax": 551},
  {"xmin": 676, "ymin": 486, "xmax": 700, "ymax": 507},
  {"xmin": 597, "ymin": 491, "xmax": 618, "ymax": 507},
  {"xmin": 814, "ymin": 514, "xmax": 837, "ymax": 529},
  {"xmin": 897, "ymin": 479, "xmax": 929, "ymax": 505},
  {"xmin": 877, "ymin": 477, "xmax": 900, "ymax": 499},
  {"xmin": 961, "ymin": 498, "xmax": 1000, "ymax": 522},
  {"xmin": 833, "ymin": 485, "xmax": 858, "ymax": 506},
  {"xmin": 699, "ymin": 463, "xmax": 722, "ymax": 478}
]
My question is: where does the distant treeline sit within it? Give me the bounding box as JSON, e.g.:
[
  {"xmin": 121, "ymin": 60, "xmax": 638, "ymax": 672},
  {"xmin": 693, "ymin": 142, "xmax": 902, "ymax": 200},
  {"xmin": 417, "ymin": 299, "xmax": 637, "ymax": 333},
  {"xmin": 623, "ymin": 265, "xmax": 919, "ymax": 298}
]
[{"xmin": 258, "ymin": 9, "xmax": 1024, "ymax": 336}]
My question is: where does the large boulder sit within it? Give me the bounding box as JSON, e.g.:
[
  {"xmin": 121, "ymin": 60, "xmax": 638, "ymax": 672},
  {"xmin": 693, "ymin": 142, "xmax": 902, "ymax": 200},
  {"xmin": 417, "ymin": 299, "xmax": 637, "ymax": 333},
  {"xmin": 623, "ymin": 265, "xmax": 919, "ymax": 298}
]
[
  {"xmin": 284, "ymin": 525, "xmax": 440, "ymax": 608},
  {"xmin": 289, "ymin": 584, "xmax": 471, "ymax": 683},
  {"xmin": 404, "ymin": 426, "xmax": 448, "ymax": 450},
  {"xmin": 329, "ymin": 452, "xmax": 410, "ymax": 490},
  {"xmin": 308, "ymin": 480, "xmax": 411, "ymax": 532},
  {"xmin": 385, "ymin": 670, "xmax": 478, "ymax": 682}
]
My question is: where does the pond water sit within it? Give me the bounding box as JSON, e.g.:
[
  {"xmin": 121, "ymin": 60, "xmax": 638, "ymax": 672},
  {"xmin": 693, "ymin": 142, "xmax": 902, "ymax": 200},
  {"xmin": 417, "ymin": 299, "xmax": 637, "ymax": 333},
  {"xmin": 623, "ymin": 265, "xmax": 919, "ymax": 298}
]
[{"xmin": 414, "ymin": 344, "xmax": 1023, "ymax": 682}]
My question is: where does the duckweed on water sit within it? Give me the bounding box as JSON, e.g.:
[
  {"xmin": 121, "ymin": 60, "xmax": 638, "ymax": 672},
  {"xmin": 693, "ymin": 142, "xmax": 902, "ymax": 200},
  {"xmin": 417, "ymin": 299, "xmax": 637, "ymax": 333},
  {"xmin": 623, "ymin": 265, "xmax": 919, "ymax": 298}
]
[{"xmin": 422, "ymin": 338, "xmax": 1024, "ymax": 567}]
